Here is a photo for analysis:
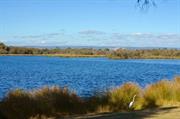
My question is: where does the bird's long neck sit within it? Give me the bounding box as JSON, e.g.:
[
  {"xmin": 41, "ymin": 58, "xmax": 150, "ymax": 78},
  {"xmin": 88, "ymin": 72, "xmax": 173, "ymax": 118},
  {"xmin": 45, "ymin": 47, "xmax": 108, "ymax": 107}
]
[
  {"xmin": 132, "ymin": 97, "xmax": 135, "ymax": 102},
  {"xmin": 132, "ymin": 95, "xmax": 136, "ymax": 102}
]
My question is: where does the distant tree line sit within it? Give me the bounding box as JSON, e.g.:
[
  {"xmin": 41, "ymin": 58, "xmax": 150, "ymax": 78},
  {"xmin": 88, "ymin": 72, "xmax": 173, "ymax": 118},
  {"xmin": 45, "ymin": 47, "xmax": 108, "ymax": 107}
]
[
  {"xmin": 0, "ymin": 42, "xmax": 180, "ymax": 59},
  {"xmin": 0, "ymin": 43, "xmax": 43, "ymax": 54},
  {"xmin": 108, "ymin": 49, "xmax": 180, "ymax": 59},
  {"xmin": 0, "ymin": 42, "xmax": 108, "ymax": 55}
]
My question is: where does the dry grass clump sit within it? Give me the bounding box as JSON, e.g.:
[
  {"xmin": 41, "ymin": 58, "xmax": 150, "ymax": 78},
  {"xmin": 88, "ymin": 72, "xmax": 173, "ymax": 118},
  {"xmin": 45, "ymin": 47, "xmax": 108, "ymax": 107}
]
[
  {"xmin": 173, "ymin": 77, "xmax": 180, "ymax": 101},
  {"xmin": 29, "ymin": 115, "xmax": 55, "ymax": 119},
  {"xmin": 0, "ymin": 87, "xmax": 85, "ymax": 119},
  {"xmin": 142, "ymin": 77, "xmax": 180, "ymax": 108},
  {"xmin": 84, "ymin": 83, "xmax": 142, "ymax": 113},
  {"xmin": 143, "ymin": 80, "xmax": 173, "ymax": 108},
  {"xmin": 85, "ymin": 93, "xmax": 110, "ymax": 113},
  {"xmin": 0, "ymin": 89, "xmax": 37, "ymax": 119},
  {"xmin": 107, "ymin": 83, "xmax": 142, "ymax": 111},
  {"xmin": 32, "ymin": 86, "xmax": 85, "ymax": 114}
]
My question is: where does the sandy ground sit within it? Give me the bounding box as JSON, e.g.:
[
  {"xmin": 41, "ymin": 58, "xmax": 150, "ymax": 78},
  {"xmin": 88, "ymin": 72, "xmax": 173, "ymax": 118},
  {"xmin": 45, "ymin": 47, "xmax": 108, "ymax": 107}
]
[{"xmin": 62, "ymin": 106, "xmax": 180, "ymax": 119}]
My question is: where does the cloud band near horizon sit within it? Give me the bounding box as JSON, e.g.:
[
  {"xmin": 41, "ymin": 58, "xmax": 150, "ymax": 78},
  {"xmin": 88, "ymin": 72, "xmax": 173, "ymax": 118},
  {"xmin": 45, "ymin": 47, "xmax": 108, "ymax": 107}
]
[{"xmin": 1, "ymin": 30, "xmax": 180, "ymax": 48}]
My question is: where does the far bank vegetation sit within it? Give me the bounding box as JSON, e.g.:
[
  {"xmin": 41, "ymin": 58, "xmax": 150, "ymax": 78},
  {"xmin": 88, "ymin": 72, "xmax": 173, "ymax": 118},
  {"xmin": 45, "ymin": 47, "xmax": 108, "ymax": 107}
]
[{"xmin": 0, "ymin": 42, "xmax": 180, "ymax": 59}]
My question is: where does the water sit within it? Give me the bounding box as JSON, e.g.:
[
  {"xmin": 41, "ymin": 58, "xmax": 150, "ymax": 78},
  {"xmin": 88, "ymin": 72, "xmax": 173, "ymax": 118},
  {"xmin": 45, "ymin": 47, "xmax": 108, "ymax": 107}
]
[{"xmin": 0, "ymin": 56, "xmax": 180, "ymax": 98}]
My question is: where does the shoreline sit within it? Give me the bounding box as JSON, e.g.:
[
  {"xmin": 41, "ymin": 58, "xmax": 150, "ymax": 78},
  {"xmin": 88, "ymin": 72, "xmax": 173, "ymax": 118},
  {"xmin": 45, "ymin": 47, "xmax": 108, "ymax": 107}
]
[
  {"xmin": 0, "ymin": 54, "xmax": 180, "ymax": 59},
  {"xmin": 0, "ymin": 54, "xmax": 105, "ymax": 57}
]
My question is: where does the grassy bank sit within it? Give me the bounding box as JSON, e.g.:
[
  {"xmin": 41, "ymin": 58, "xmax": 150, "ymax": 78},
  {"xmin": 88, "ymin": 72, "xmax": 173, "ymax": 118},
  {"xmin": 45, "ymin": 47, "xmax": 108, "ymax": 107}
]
[
  {"xmin": 108, "ymin": 55, "xmax": 180, "ymax": 59},
  {"xmin": 0, "ymin": 54, "xmax": 105, "ymax": 58},
  {"xmin": 1, "ymin": 53, "xmax": 180, "ymax": 59},
  {"xmin": 46, "ymin": 54, "xmax": 105, "ymax": 58},
  {"xmin": 0, "ymin": 77, "xmax": 180, "ymax": 119}
]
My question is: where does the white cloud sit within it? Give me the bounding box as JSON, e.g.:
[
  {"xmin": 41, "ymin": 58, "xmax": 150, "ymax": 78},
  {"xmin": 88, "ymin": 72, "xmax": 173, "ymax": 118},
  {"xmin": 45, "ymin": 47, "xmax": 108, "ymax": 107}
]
[
  {"xmin": 40, "ymin": 40, "xmax": 46, "ymax": 44},
  {"xmin": 79, "ymin": 30, "xmax": 106, "ymax": 35}
]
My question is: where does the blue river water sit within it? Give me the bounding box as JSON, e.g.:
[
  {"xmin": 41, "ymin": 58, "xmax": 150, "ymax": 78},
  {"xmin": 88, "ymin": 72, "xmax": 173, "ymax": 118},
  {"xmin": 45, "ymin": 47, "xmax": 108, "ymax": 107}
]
[{"xmin": 0, "ymin": 56, "xmax": 180, "ymax": 98}]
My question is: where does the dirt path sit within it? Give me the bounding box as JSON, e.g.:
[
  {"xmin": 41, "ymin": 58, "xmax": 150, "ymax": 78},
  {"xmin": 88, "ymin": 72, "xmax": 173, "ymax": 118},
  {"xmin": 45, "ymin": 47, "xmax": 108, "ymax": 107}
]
[{"xmin": 63, "ymin": 107, "xmax": 180, "ymax": 119}]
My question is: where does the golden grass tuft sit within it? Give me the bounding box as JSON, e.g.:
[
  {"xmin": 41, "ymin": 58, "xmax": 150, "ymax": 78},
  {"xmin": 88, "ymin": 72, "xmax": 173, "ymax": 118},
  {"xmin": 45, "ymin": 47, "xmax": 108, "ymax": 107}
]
[
  {"xmin": 108, "ymin": 82, "xmax": 142, "ymax": 111},
  {"xmin": 142, "ymin": 77, "xmax": 180, "ymax": 108},
  {"xmin": 0, "ymin": 87, "xmax": 85, "ymax": 119},
  {"xmin": 29, "ymin": 115, "xmax": 55, "ymax": 119}
]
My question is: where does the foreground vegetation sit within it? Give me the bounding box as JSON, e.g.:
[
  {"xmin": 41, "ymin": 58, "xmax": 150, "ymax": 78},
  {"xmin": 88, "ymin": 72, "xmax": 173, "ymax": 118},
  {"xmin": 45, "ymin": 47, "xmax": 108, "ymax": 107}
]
[
  {"xmin": 0, "ymin": 77, "xmax": 180, "ymax": 119},
  {"xmin": 1, "ymin": 42, "xmax": 180, "ymax": 59}
]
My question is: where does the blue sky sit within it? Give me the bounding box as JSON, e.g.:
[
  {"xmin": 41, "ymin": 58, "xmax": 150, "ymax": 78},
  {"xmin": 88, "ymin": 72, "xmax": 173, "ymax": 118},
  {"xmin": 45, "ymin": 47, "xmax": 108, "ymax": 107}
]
[{"xmin": 0, "ymin": 0, "xmax": 180, "ymax": 47}]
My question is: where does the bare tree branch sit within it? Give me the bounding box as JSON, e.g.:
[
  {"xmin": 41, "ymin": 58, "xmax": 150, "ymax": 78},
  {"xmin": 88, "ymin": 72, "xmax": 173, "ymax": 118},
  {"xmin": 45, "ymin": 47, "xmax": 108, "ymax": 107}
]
[{"xmin": 137, "ymin": 0, "xmax": 156, "ymax": 10}]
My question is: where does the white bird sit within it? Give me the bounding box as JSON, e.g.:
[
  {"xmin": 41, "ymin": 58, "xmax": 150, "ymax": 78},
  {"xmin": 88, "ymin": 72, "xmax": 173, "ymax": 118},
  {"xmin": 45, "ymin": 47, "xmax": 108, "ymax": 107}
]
[{"xmin": 129, "ymin": 95, "xmax": 136, "ymax": 108}]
